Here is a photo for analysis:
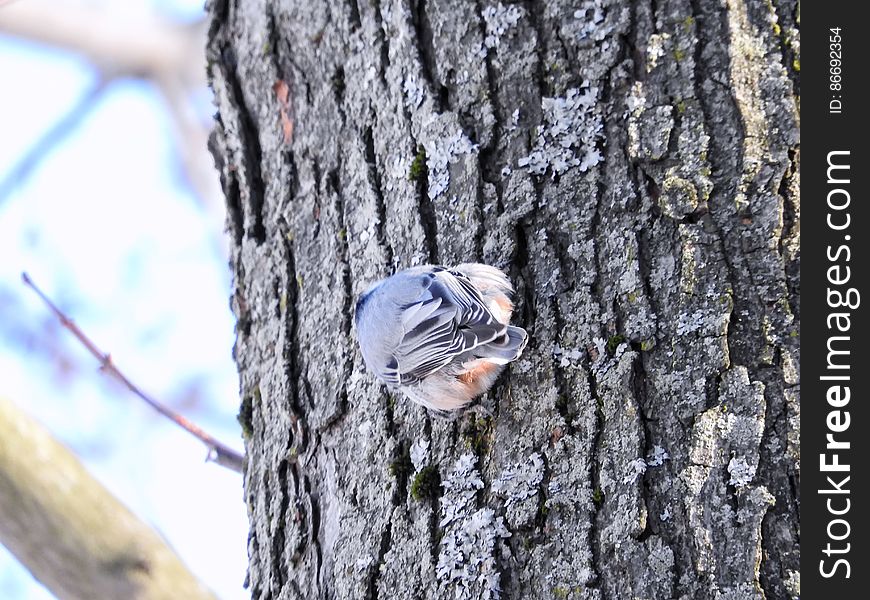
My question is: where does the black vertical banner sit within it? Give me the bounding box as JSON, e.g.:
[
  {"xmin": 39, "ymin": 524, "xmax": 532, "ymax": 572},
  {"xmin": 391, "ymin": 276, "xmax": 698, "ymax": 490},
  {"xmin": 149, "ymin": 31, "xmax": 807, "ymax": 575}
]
[{"xmin": 803, "ymin": 3, "xmax": 870, "ymax": 597}]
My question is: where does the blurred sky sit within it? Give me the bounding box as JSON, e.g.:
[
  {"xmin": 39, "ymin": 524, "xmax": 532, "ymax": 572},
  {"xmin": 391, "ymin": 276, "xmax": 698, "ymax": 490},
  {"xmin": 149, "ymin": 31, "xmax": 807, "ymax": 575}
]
[{"xmin": 0, "ymin": 1, "xmax": 249, "ymax": 599}]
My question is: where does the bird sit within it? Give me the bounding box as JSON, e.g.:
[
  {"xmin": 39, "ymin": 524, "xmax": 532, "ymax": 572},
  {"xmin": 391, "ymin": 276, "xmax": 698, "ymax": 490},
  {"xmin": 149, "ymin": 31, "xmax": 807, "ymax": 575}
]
[{"xmin": 354, "ymin": 263, "xmax": 528, "ymax": 412}]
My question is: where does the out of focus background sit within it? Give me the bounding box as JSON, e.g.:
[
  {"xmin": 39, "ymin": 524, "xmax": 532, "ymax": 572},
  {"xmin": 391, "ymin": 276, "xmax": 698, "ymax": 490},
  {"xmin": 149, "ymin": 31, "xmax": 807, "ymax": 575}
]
[{"xmin": 0, "ymin": 0, "xmax": 247, "ymax": 598}]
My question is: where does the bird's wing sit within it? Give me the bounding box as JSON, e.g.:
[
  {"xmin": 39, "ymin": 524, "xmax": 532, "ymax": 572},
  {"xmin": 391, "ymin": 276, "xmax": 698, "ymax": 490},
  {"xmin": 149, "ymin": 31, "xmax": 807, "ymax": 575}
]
[{"xmin": 390, "ymin": 268, "xmax": 506, "ymax": 384}]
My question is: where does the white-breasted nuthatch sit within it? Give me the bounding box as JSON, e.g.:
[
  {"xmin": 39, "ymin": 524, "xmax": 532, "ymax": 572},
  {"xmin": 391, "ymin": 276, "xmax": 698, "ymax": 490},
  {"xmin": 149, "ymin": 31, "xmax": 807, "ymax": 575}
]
[{"xmin": 354, "ymin": 263, "xmax": 528, "ymax": 412}]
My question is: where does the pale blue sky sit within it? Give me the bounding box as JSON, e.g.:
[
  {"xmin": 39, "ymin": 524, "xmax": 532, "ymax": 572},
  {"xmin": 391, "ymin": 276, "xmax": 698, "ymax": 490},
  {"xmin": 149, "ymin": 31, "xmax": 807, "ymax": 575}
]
[{"xmin": 0, "ymin": 2, "xmax": 249, "ymax": 598}]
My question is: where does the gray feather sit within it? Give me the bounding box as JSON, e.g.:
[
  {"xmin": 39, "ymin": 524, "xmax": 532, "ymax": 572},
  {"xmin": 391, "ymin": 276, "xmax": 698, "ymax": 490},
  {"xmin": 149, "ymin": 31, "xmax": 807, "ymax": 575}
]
[
  {"xmin": 355, "ymin": 265, "xmax": 512, "ymax": 386},
  {"xmin": 460, "ymin": 325, "xmax": 528, "ymax": 365}
]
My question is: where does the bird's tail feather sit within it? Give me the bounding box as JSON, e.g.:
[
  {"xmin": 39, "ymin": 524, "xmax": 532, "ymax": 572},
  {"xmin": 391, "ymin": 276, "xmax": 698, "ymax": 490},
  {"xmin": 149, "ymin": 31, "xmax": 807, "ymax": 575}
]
[{"xmin": 467, "ymin": 325, "xmax": 528, "ymax": 365}]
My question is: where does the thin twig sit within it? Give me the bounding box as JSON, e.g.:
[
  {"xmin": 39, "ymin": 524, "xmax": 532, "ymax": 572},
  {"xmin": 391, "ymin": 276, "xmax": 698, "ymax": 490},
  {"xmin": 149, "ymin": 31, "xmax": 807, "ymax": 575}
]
[
  {"xmin": 21, "ymin": 272, "xmax": 244, "ymax": 473},
  {"xmin": 0, "ymin": 80, "xmax": 110, "ymax": 206}
]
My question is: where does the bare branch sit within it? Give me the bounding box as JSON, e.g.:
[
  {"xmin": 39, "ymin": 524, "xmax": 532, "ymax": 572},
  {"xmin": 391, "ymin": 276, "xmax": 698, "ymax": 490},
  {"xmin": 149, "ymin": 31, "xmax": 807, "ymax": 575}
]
[
  {"xmin": 21, "ymin": 272, "xmax": 244, "ymax": 473},
  {"xmin": 0, "ymin": 396, "xmax": 220, "ymax": 600},
  {"xmin": 0, "ymin": 0, "xmax": 206, "ymax": 85},
  {"xmin": 0, "ymin": 79, "xmax": 111, "ymax": 204},
  {"xmin": 0, "ymin": 1, "xmax": 221, "ymax": 219}
]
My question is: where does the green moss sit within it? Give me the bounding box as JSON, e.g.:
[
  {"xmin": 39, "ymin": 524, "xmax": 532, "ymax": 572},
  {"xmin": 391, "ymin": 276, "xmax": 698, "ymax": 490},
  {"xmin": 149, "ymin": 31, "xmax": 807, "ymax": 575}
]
[
  {"xmin": 410, "ymin": 465, "xmax": 440, "ymax": 501},
  {"xmin": 296, "ymin": 274, "xmax": 304, "ymax": 289},
  {"xmin": 462, "ymin": 415, "xmax": 493, "ymax": 455},
  {"xmin": 261, "ymin": 41, "xmax": 271, "ymax": 56},
  {"xmin": 772, "ymin": 22, "xmax": 781, "ymax": 36},
  {"xmin": 676, "ymin": 100, "xmax": 687, "ymax": 114},
  {"xmin": 627, "ymin": 291, "xmax": 638, "ymax": 304},
  {"xmin": 237, "ymin": 387, "xmax": 259, "ymax": 440},
  {"xmin": 553, "ymin": 587, "xmax": 569, "ymax": 599},
  {"xmin": 606, "ymin": 334, "xmax": 625, "ymax": 355},
  {"xmin": 673, "ymin": 48, "xmax": 686, "ymax": 62},
  {"xmin": 592, "ymin": 486, "xmax": 604, "ymax": 506},
  {"xmin": 792, "ymin": 58, "xmax": 800, "ymax": 72},
  {"xmin": 389, "ymin": 449, "xmax": 413, "ymax": 479},
  {"xmin": 331, "ymin": 70, "xmax": 345, "ymax": 97},
  {"xmin": 640, "ymin": 339, "xmax": 655, "ymax": 352},
  {"xmin": 279, "ymin": 293, "xmax": 288, "ymax": 314},
  {"xmin": 408, "ymin": 147, "xmax": 427, "ymax": 181},
  {"xmin": 337, "ymin": 228, "xmax": 347, "ymax": 241},
  {"xmin": 683, "ymin": 15, "xmax": 695, "ymax": 30}
]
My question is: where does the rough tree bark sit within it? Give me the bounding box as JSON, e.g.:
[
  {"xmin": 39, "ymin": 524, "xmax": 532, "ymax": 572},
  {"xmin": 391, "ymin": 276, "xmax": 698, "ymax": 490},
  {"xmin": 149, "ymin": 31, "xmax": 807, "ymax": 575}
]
[{"xmin": 206, "ymin": 0, "xmax": 799, "ymax": 598}]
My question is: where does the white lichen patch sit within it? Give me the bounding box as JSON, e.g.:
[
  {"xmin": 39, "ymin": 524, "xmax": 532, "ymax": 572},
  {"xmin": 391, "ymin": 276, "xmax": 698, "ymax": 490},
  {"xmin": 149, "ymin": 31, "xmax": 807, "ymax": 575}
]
[
  {"xmin": 572, "ymin": 0, "xmax": 608, "ymax": 42},
  {"xmin": 437, "ymin": 453, "xmax": 510, "ymax": 599},
  {"xmin": 646, "ymin": 445, "xmax": 670, "ymax": 467},
  {"xmin": 518, "ymin": 87, "xmax": 603, "ymax": 177},
  {"xmin": 362, "ymin": 64, "xmax": 378, "ymax": 89},
  {"xmin": 591, "ymin": 337, "xmax": 607, "ymax": 362},
  {"xmin": 357, "ymin": 419, "xmax": 373, "ymax": 438},
  {"xmin": 440, "ymin": 453, "xmax": 483, "ymax": 527},
  {"xmin": 512, "ymin": 358, "xmax": 534, "ymax": 374},
  {"xmin": 410, "ymin": 439, "xmax": 430, "ymax": 473},
  {"xmin": 423, "ymin": 130, "xmax": 479, "ymax": 199},
  {"xmin": 491, "ymin": 453, "xmax": 544, "ymax": 508},
  {"xmin": 622, "ymin": 457, "xmax": 648, "ymax": 484},
  {"xmin": 675, "ymin": 308, "xmax": 729, "ymax": 336},
  {"xmin": 354, "ymin": 217, "xmax": 380, "ymax": 245},
  {"xmin": 403, "ymin": 74, "xmax": 425, "ymax": 109},
  {"xmin": 552, "ymin": 344, "xmax": 584, "ymax": 368},
  {"xmin": 386, "ymin": 155, "xmax": 410, "ymax": 192},
  {"xmin": 567, "ymin": 238, "xmax": 595, "ymax": 263},
  {"xmin": 626, "ymin": 81, "xmax": 646, "ymax": 117},
  {"xmin": 783, "ymin": 569, "xmax": 800, "ymax": 598},
  {"xmin": 619, "ymin": 260, "xmax": 642, "ymax": 294},
  {"xmin": 646, "ymin": 33, "xmax": 671, "ymax": 70},
  {"xmin": 727, "ymin": 455, "xmax": 757, "ymax": 488},
  {"xmin": 649, "ymin": 254, "xmax": 676, "ymax": 291},
  {"xmin": 345, "ymin": 370, "xmax": 365, "ymax": 394},
  {"xmin": 589, "ymin": 337, "xmax": 628, "ymax": 376},
  {"xmin": 437, "ymin": 507, "xmax": 509, "ymax": 599},
  {"xmin": 482, "ymin": 2, "xmax": 523, "ymax": 49}
]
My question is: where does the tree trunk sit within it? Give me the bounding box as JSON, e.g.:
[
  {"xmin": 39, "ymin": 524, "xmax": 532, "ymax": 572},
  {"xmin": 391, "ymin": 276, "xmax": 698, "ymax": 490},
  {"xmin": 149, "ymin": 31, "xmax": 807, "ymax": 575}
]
[{"xmin": 206, "ymin": 0, "xmax": 799, "ymax": 598}]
